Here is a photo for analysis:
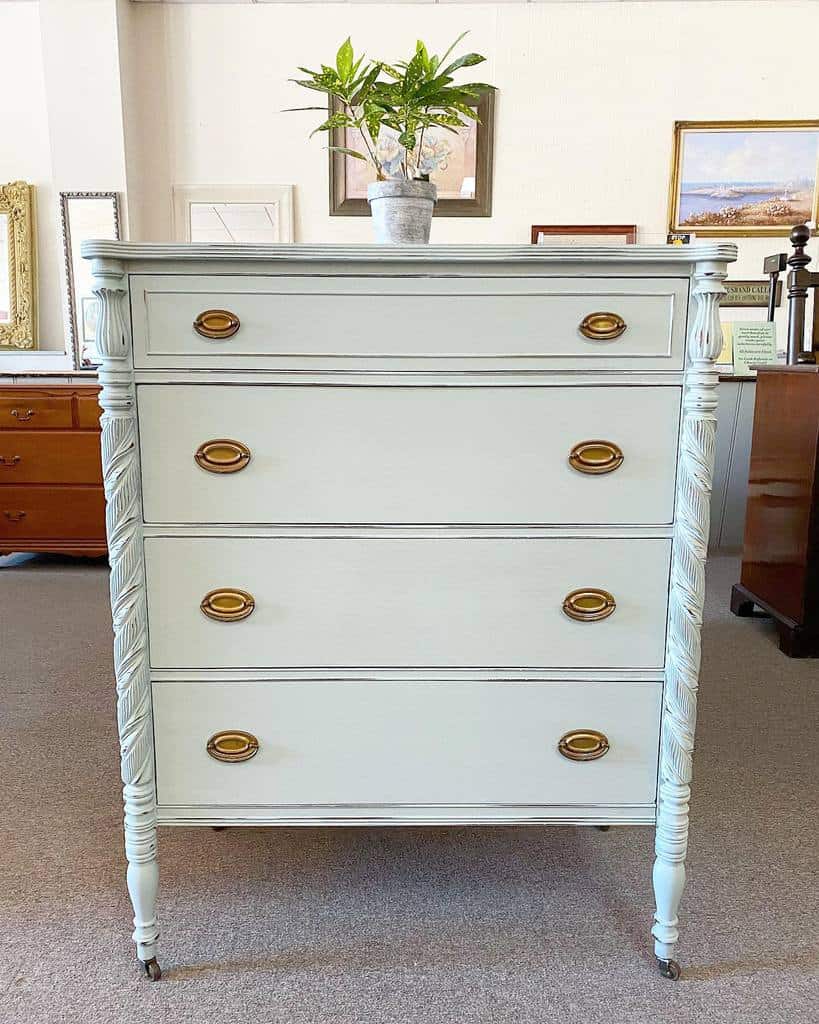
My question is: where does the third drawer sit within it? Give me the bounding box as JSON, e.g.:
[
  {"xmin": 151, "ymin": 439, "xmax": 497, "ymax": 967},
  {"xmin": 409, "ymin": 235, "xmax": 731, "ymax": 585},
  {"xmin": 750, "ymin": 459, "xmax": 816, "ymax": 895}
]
[
  {"xmin": 144, "ymin": 535, "xmax": 671, "ymax": 669},
  {"xmin": 137, "ymin": 384, "xmax": 681, "ymax": 525}
]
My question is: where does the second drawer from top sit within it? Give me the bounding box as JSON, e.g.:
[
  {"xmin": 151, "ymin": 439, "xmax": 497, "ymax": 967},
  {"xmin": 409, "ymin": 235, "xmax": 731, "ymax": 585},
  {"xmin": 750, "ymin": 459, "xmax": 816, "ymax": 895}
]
[{"xmin": 138, "ymin": 384, "xmax": 681, "ymax": 526}]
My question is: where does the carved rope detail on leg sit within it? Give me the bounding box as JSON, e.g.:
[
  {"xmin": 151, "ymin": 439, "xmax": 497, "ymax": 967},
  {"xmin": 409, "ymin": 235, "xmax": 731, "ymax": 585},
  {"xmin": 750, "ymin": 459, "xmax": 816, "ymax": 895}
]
[
  {"xmin": 95, "ymin": 266, "xmax": 159, "ymax": 965},
  {"xmin": 654, "ymin": 261, "xmax": 727, "ymax": 964}
]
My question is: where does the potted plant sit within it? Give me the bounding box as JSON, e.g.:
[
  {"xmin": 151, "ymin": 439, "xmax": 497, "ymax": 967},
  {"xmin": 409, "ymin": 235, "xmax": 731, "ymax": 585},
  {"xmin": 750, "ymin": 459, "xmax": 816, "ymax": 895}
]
[{"xmin": 289, "ymin": 34, "xmax": 490, "ymax": 243}]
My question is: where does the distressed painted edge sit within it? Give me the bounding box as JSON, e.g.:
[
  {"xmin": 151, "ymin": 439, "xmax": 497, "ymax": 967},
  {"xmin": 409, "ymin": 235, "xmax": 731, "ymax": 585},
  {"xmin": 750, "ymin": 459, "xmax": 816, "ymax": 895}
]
[{"xmin": 82, "ymin": 240, "xmax": 739, "ymax": 265}]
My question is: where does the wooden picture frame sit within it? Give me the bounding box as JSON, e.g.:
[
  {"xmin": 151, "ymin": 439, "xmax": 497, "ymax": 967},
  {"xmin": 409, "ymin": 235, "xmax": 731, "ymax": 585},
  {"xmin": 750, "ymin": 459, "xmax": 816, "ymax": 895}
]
[
  {"xmin": 0, "ymin": 180, "xmax": 37, "ymax": 350},
  {"xmin": 329, "ymin": 89, "xmax": 495, "ymax": 217},
  {"xmin": 530, "ymin": 224, "xmax": 637, "ymax": 245},
  {"xmin": 668, "ymin": 120, "xmax": 819, "ymax": 237}
]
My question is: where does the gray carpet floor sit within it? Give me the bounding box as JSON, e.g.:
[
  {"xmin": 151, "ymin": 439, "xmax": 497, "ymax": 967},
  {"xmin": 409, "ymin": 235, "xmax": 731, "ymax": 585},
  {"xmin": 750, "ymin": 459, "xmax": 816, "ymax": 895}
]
[{"xmin": 0, "ymin": 552, "xmax": 816, "ymax": 1023}]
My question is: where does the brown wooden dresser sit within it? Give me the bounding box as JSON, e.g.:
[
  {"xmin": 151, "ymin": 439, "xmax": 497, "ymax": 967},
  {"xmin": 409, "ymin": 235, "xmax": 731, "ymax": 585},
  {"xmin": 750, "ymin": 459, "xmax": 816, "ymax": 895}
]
[
  {"xmin": 0, "ymin": 383, "xmax": 106, "ymax": 558},
  {"xmin": 731, "ymin": 365, "xmax": 819, "ymax": 656}
]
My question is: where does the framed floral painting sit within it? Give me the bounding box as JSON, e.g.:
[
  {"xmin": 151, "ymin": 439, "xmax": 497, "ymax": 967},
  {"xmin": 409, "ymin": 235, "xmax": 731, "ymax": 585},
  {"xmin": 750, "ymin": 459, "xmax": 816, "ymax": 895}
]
[
  {"xmin": 329, "ymin": 89, "xmax": 495, "ymax": 217},
  {"xmin": 668, "ymin": 120, "xmax": 819, "ymax": 236}
]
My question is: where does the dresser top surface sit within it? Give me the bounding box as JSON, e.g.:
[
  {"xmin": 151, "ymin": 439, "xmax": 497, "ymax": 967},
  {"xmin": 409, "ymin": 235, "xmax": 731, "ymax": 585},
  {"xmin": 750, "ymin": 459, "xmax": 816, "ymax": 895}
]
[{"xmin": 82, "ymin": 240, "xmax": 738, "ymax": 267}]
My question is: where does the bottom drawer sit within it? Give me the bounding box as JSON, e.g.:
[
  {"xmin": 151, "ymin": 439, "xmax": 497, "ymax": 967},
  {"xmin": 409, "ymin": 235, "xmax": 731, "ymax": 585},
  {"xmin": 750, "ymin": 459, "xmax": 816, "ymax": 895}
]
[
  {"xmin": 0, "ymin": 485, "xmax": 106, "ymax": 541},
  {"xmin": 153, "ymin": 680, "xmax": 662, "ymax": 808}
]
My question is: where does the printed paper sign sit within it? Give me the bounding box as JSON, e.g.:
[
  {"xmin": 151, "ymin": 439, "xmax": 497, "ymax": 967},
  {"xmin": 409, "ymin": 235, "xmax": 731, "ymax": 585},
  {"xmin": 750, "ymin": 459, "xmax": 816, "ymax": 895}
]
[{"xmin": 731, "ymin": 322, "xmax": 778, "ymax": 376}]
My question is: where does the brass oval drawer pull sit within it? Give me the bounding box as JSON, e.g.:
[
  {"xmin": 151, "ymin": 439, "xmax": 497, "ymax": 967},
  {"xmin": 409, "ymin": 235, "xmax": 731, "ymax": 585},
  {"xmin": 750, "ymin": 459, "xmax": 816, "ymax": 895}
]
[
  {"xmin": 568, "ymin": 440, "xmax": 624, "ymax": 475},
  {"xmin": 562, "ymin": 587, "xmax": 616, "ymax": 622},
  {"xmin": 11, "ymin": 408, "xmax": 35, "ymax": 422},
  {"xmin": 193, "ymin": 309, "xmax": 241, "ymax": 340},
  {"xmin": 558, "ymin": 729, "xmax": 610, "ymax": 762},
  {"xmin": 200, "ymin": 588, "xmax": 256, "ymax": 622},
  {"xmin": 0, "ymin": 455, "xmax": 21, "ymax": 467},
  {"xmin": 579, "ymin": 312, "xmax": 627, "ymax": 341},
  {"xmin": 206, "ymin": 730, "xmax": 259, "ymax": 763},
  {"xmin": 3, "ymin": 510, "xmax": 27, "ymax": 522},
  {"xmin": 194, "ymin": 439, "xmax": 252, "ymax": 474}
]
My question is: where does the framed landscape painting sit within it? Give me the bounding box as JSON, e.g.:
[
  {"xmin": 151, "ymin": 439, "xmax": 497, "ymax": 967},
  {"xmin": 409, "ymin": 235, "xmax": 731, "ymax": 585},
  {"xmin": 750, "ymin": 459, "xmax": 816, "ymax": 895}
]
[
  {"xmin": 329, "ymin": 89, "xmax": 495, "ymax": 217},
  {"xmin": 668, "ymin": 120, "xmax": 819, "ymax": 236}
]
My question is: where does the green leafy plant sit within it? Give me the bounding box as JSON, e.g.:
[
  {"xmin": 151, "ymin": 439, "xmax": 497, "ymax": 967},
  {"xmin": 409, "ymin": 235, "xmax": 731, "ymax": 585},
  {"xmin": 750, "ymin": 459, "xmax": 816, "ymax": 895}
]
[{"xmin": 287, "ymin": 34, "xmax": 490, "ymax": 181}]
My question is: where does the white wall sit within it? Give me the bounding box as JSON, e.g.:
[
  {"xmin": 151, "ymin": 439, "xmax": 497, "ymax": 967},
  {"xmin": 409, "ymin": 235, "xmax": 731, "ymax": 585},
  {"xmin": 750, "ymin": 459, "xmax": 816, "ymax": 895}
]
[
  {"xmin": 0, "ymin": 1, "xmax": 62, "ymax": 351},
  {"xmin": 4, "ymin": 0, "xmax": 819, "ymax": 359},
  {"xmin": 117, "ymin": 0, "xmax": 819, "ymax": 352},
  {"xmin": 125, "ymin": 0, "xmax": 819, "ymax": 285},
  {"xmin": 0, "ymin": 0, "xmax": 133, "ymax": 355}
]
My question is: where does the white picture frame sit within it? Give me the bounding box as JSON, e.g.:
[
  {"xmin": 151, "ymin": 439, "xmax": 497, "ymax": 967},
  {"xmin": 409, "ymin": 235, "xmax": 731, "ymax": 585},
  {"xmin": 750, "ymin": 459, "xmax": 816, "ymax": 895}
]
[{"xmin": 172, "ymin": 185, "xmax": 294, "ymax": 244}]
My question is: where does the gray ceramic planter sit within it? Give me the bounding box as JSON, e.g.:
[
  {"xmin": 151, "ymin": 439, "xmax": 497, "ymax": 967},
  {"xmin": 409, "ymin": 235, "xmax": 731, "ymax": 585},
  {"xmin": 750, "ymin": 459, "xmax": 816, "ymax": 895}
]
[{"xmin": 367, "ymin": 180, "xmax": 437, "ymax": 243}]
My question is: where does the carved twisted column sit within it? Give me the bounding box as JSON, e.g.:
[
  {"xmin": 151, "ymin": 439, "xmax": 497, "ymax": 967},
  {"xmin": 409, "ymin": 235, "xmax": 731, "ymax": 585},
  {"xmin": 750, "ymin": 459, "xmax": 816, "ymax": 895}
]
[
  {"xmin": 653, "ymin": 259, "xmax": 728, "ymax": 973},
  {"xmin": 92, "ymin": 258, "xmax": 160, "ymax": 978}
]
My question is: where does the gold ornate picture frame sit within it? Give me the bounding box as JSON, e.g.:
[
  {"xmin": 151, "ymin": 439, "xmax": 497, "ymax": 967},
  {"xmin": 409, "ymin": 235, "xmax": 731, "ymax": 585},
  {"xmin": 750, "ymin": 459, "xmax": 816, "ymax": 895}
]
[
  {"xmin": 0, "ymin": 181, "xmax": 37, "ymax": 349},
  {"xmin": 668, "ymin": 120, "xmax": 819, "ymax": 237}
]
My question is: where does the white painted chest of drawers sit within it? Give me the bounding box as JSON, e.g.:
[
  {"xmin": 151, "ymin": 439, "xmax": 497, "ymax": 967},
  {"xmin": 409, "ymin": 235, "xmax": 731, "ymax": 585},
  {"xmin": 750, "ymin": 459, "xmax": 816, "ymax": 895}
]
[{"xmin": 84, "ymin": 240, "xmax": 736, "ymax": 983}]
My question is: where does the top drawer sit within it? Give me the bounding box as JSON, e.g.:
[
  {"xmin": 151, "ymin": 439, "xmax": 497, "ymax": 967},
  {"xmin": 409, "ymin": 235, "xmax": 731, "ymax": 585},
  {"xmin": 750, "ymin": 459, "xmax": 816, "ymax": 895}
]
[
  {"xmin": 130, "ymin": 275, "xmax": 689, "ymax": 371},
  {"xmin": 0, "ymin": 394, "xmax": 73, "ymax": 430}
]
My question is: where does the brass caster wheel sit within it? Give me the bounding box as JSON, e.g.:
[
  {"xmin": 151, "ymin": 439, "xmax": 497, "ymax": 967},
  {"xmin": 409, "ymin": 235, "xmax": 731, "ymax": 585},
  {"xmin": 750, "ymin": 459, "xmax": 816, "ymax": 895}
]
[
  {"xmin": 596, "ymin": 825, "xmax": 611, "ymax": 832},
  {"xmin": 143, "ymin": 958, "xmax": 162, "ymax": 982},
  {"xmin": 657, "ymin": 958, "xmax": 681, "ymax": 981}
]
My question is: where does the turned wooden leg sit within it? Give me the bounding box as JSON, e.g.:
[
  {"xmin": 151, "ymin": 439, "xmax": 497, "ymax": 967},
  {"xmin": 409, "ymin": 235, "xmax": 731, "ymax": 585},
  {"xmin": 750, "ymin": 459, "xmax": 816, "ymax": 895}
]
[
  {"xmin": 124, "ymin": 780, "xmax": 160, "ymax": 979},
  {"xmin": 730, "ymin": 584, "xmax": 756, "ymax": 617},
  {"xmin": 652, "ymin": 780, "xmax": 689, "ymax": 980}
]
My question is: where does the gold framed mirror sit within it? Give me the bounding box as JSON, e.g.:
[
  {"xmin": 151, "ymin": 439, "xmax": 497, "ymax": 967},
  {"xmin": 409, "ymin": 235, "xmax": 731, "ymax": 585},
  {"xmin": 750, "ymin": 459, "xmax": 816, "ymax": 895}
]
[{"xmin": 0, "ymin": 181, "xmax": 37, "ymax": 349}]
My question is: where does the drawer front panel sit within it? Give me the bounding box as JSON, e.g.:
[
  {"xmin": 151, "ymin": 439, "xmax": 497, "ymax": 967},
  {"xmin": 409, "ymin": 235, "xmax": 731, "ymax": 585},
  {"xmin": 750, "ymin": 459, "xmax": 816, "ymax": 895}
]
[
  {"xmin": 76, "ymin": 395, "xmax": 102, "ymax": 429},
  {"xmin": 138, "ymin": 385, "xmax": 681, "ymax": 526},
  {"xmin": 0, "ymin": 432, "xmax": 102, "ymax": 484},
  {"xmin": 144, "ymin": 536, "xmax": 671, "ymax": 669},
  {"xmin": 0, "ymin": 486, "xmax": 106, "ymax": 541},
  {"xmin": 0, "ymin": 396, "xmax": 73, "ymax": 430},
  {"xmin": 153, "ymin": 679, "xmax": 662, "ymax": 807},
  {"xmin": 131, "ymin": 275, "xmax": 688, "ymax": 370}
]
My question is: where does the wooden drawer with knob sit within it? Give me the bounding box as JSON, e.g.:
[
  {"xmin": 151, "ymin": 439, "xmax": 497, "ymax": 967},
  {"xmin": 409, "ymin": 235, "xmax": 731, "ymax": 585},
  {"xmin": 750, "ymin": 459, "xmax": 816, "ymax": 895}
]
[
  {"xmin": 0, "ymin": 394, "xmax": 74, "ymax": 430},
  {"xmin": 130, "ymin": 275, "xmax": 689, "ymax": 370},
  {"xmin": 151, "ymin": 679, "xmax": 662, "ymax": 808},
  {"xmin": 0, "ymin": 432, "xmax": 102, "ymax": 484},
  {"xmin": 144, "ymin": 535, "xmax": 672, "ymax": 670},
  {"xmin": 137, "ymin": 384, "xmax": 681, "ymax": 525},
  {"xmin": 0, "ymin": 384, "xmax": 106, "ymax": 557},
  {"xmin": 0, "ymin": 486, "xmax": 107, "ymax": 542}
]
